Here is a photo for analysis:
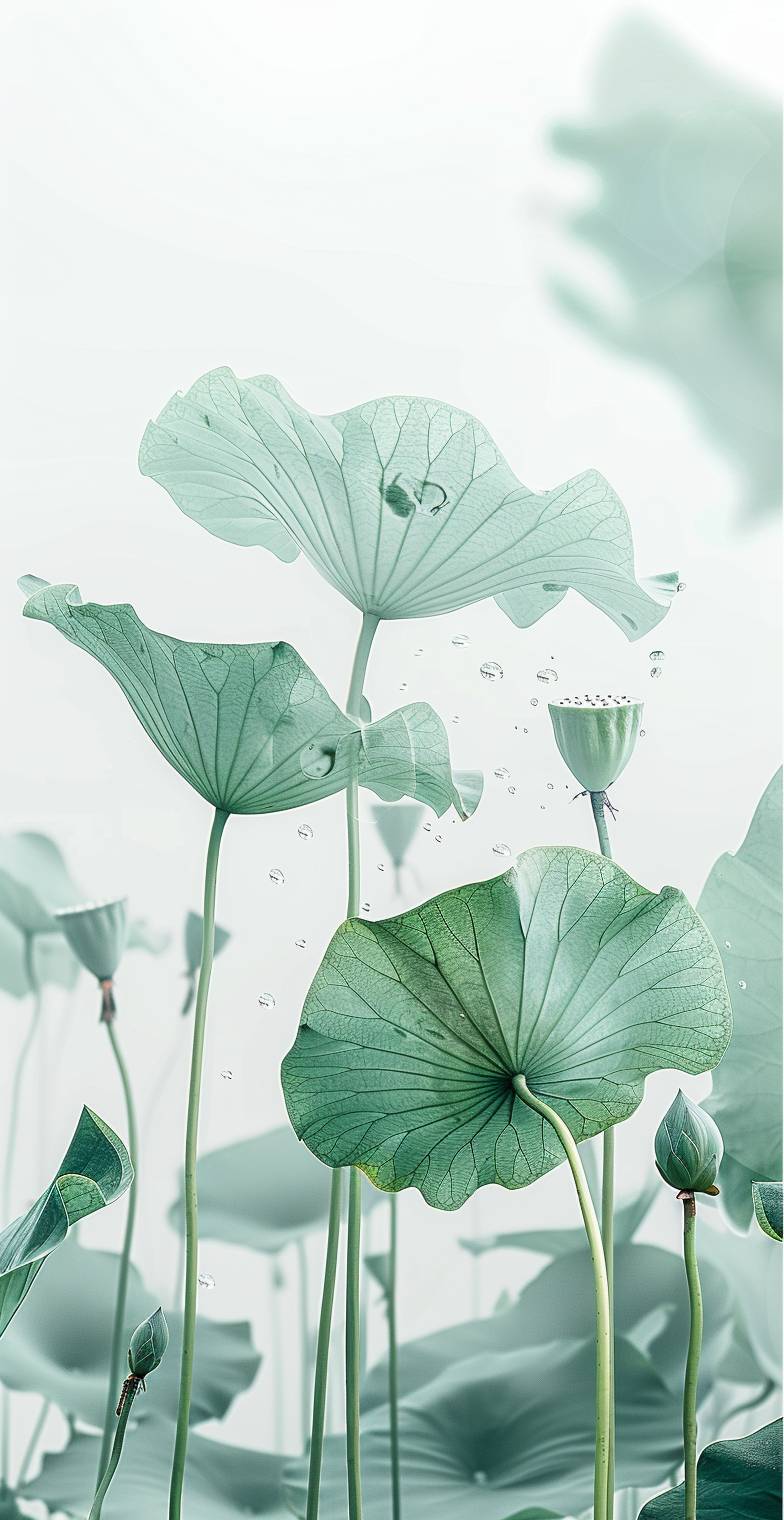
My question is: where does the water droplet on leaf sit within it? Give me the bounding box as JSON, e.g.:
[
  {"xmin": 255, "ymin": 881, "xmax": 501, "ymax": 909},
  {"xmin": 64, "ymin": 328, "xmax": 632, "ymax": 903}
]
[
  {"xmin": 300, "ymin": 742, "xmax": 336, "ymax": 779},
  {"xmin": 738, "ymin": 979, "xmax": 747, "ymax": 990}
]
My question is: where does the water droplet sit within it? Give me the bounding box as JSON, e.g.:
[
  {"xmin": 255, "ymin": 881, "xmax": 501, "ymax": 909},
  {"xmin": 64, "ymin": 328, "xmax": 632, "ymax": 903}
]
[
  {"xmin": 724, "ymin": 939, "xmax": 732, "ymax": 949},
  {"xmin": 434, "ymin": 834, "xmax": 443, "ymax": 844},
  {"xmin": 423, "ymin": 822, "xmax": 432, "ymax": 833},
  {"xmin": 530, "ymin": 697, "xmax": 539, "ymax": 707},
  {"xmin": 493, "ymin": 843, "xmax": 512, "ymax": 857},
  {"xmin": 650, "ymin": 667, "xmax": 663, "ymax": 680},
  {"xmin": 377, "ymin": 863, "xmax": 385, "ymax": 873},
  {"xmin": 451, "ymin": 715, "xmax": 460, "ymax": 725},
  {"xmin": 451, "ymin": 633, "xmax": 470, "ymax": 648},
  {"xmin": 413, "ymin": 648, "xmax": 424, "ymax": 657},
  {"xmin": 537, "ymin": 668, "xmax": 558, "ymax": 685},
  {"xmin": 399, "ymin": 682, "xmax": 408, "ymax": 691},
  {"xmin": 480, "ymin": 660, "xmax": 503, "ymax": 682},
  {"xmin": 507, "ymin": 785, "xmax": 516, "ymax": 796},
  {"xmin": 738, "ymin": 979, "xmax": 747, "ymax": 990},
  {"xmin": 220, "ymin": 1069, "xmax": 233, "ymax": 1081},
  {"xmin": 539, "ymin": 804, "xmax": 546, "ymax": 810},
  {"xmin": 523, "ymin": 727, "xmax": 529, "ymax": 734},
  {"xmin": 295, "ymin": 938, "xmax": 307, "ymax": 949},
  {"xmin": 474, "ymin": 1471, "xmax": 488, "ymax": 1486},
  {"xmin": 258, "ymin": 991, "xmax": 276, "ymax": 1010},
  {"xmin": 268, "ymin": 867, "xmax": 285, "ymax": 886},
  {"xmin": 493, "ymin": 766, "xmax": 510, "ymax": 782},
  {"xmin": 297, "ymin": 823, "xmax": 314, "ymax": 841},
  {"xmin": 649, "ymin": 650, "xmax": 665, "ymax": 662},
  {"xmin": 361, "ymin": 902, "xmax": 371, "ymax": 914},
  {"xmin": 677, "ymin": 581, "xmax": 686, "ymax": 592},
  {"xmin": 198, "ymin": 1272, "xmax": 215, "ymax": 1290},
  {"xmin": 300, "ymin": 742, "xmax": 336, "ymax": 779},
  {"xmin": 640, "ymin": 728, "xmax": 647, "ymax": 737},
  {"xmin": 546, "ymin": 782, "xmax": 554, "ymax": 790}
]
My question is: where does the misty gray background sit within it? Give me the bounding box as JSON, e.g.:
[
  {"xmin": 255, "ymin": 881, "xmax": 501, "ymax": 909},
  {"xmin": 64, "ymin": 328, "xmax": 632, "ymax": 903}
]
[{"xmin": 1, "ymin": 0, "xmax": 780, "ymax": 1471}]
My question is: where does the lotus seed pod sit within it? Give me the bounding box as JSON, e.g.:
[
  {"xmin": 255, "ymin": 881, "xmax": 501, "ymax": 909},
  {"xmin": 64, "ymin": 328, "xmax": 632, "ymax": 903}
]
[
  {"xmin": 548, "ymin": 696, "xmax": 642, "ymax": 793},
  {"xmin": 654, "ymin": 1090, "xmax": 723, "ymax": 1195},
  {"xmin": 54, "ymin": 897, "xmax": 128, "ymax": 982},
  {"xmin": 128, "ymin": 1306, "xmax": 169, "ymax": 1378}
]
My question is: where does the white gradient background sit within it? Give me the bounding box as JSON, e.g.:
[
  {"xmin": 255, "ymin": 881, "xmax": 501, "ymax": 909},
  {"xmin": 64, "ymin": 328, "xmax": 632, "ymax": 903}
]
[{"xmin": 1, "ymin": 0, "xmax": 781, "ymax": 1480}]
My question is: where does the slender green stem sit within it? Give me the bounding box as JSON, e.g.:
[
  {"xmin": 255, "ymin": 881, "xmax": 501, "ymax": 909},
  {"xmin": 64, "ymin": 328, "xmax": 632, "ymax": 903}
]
[
  {"xmin": 345, "ymin": 613, "xmax": 379, "ymax": 917},
  {"xmin": 346, "ymin": 1167, "xmax": 363, "ymax": 1520},
  {"xmin": 168, "ymin": 807, "xmax": 229, "ymax": 1520},
  {"xmin": 590, "ymin": 789, "xmax": 616, "ymax": 1520},
  {"xmin": 388, "ymin": 1195, "xmax": 401, "ymax": 1520},
  {"xmin": 269, "ymin": 1258, "xmax": 284, "ymax": 1452},
  {"xmin": 513, "ymin": 1075, "xmax": 611, "ymax": 1520},
  {"xmin": 682, "ymin": 1195, "xmax": 703, "ymax": 1520},
  {"xmin": 89, "ymin": 1383, "xmax": 138, "ymax": 1520},
  {"xmin": 97, "ymin": 1019, "xmax": 139, "ymax": 1481},
  {"xmin": 1, "ymin": 935, "xmax": 42, "ymax": 1484},
  {"xmin": 297, "ymin": 1237, "xmax": 310, "ymax": 1452},
  {"xmin": 306, "ymin": 1170, "xmax": 344, "ymax": 1520},
  {"xmin": 16, "ymin": 1397, "xmax": 50, "ymax": 1486}
]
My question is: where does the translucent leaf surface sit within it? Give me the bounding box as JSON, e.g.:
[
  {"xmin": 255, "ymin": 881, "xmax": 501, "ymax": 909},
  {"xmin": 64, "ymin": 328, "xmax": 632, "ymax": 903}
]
[
  {"xmin": 0, "ymin": 832, "xmax": 81, "ymax": 937},
  {"xmin": 21, "ymin": 580, "xmax": 477, "ymax": 819},
  {"xmin": 282, "ymin": 847, "xmax": 732, "ymax": 1208},
  {"xmin": 700, "ymin": 769, "xmax": 782, "ymax": 1226},
  {"xmin": 140, "ymin": 369, "xmax": 673, "ymax": 634},
  {"xmin": 0, "ymin": 1108, "xmax": 132, "ymax": 1339}
]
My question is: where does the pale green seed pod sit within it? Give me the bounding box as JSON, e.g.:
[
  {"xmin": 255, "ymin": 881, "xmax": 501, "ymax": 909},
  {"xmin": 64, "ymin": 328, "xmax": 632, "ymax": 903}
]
[
  {"xmin": 654, "ymin": 1090, "xmax": 723, "ymax": 1195},
  {"xmin": 54, "ymin": 898, "xmax": 128, "ymax": 981},
  {"xmin": 128, "ymin": 1306, "xmax": 169, "ymax": 1378},
  {"xmin": 548, "ymin": 695, "xmax": 642, "ymax": 793}
]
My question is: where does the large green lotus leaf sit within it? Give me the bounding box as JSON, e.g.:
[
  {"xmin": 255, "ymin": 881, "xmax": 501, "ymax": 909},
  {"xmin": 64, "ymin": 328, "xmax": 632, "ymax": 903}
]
[
  {"xmin": 23, "ymin": 1419, "xmax": 288, "ymax": 1519},
  {"xmin": 699, "ymin": 770, "xmax": 782, "ymax": 1227},
  {"xmin": 638, "ymin": 1419, "xmax": 782, "ymax": 1519},
  {"xmin": 460, "ymin": 1177, "xmax": 656, "ymax": 1258},
  {"xmin": 282, "ymin": 847, "xmax": 732, "ymax": 1210},
  {"xmin": 286, "ymin": 1336, "xmax": 681, "ymax": 1519},
  {"xmin": 167, "ymin": 1126, "xmax": 331, "ymax": 1254},
  {"xmin": 362, "ymin": 1242, "xmax": 731, "ymax": 1414},
  {"xmin": 139, "ymin": 368, "xmax": 673, "ymax": 635},
  {"xmin": 21, "ymin": 580, "xmax": 477, "ymax": 819},
  {"xmin": 0, "ymin": 832, "xmax": 81, "ymax": 936},
  {"xmin": 0, "ymin": 917, "xmax": 78, "ymax": 998},
  {"xmin": 0, "ymin": 1236, "xmax": 259, "ymax": 1425},
  {"xmin": 0, "ymin": 1108, "xmax": 132, "ymax": 1339}
]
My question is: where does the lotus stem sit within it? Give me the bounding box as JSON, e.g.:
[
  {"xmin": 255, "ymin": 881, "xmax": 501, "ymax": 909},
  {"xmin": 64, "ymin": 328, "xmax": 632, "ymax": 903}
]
[
  {"xmin": 346, "ymin": 1166, "xmax": 363, "ymax": 1520},
  {"xmin": 96, "ymin": 1018, "xmax": 139, "ymax": 1481},
  {"xmin": 168, "ymin": 806, "xmax": 229, "ymax": 1520},
  {"xmin": 89, "ymin": 1378, "xmax": 139, "ymax": 1520},
  {"xmin": 388, "ymin": 1195, "xmax": 401, "ymax": 1520},
  {"xmin": 512, "ymin": 1075, "xmax": 611, "ymax": 1520},
  {"xmin": 681, "ymin": 1192, "xmax": 703, "ymax": 1520},
  {"xmin": 306, "ymin": 1169, "xmax": 343, "ymax": 1520},
  {"xmin": 15, "ymin": 1397, "xmax": 50, "ymax": 1487},
  {"xmin": 590, "ymin": 788, "xmax": 616, "ymax": 1520},
  {"xmin": 297, "ymin": 1237, "xmax": 311, "ymax": 1452},
  {"xmin": 1, "ymin": 934, "xmax": 42, "ymax": 1484}
]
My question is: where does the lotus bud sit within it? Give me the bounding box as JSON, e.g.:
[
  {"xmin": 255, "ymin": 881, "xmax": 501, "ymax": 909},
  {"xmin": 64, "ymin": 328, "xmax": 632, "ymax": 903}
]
[
  {"xmin": 548, "ymin": 695, "xmax": 642, "ymax": 794},
  {"xmin": 654, "ymin": 1091, "xmax": 723, "ymax": 1196},
  {"xmin": 54, "ymin": 898, "xmax": 128, "ymax": 1021},
  {"xmin": 128, "ymin": 1306, "xmax": 169, "ymax": 1380},
  {"xmin": 751, "ymin": 1181, "xmax": 783, "ymax": 1242}
]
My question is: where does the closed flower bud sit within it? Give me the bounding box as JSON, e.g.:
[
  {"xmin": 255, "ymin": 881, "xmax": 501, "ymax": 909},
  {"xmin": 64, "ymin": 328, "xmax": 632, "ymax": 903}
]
[
  {"xmin": 548, "ymin": 696, "xmax": 642, "ymax": 794},
  {"xmin": 128, "ymin": 1306, "xmax": 169, "ymax": 1379},
  {"xmin": 54, "ymin": 898, "xmax": 128, "ymax": 982},
  {"xmin": 654, "ymin": 1090, "xmax": 723, "ymax": 1195}
]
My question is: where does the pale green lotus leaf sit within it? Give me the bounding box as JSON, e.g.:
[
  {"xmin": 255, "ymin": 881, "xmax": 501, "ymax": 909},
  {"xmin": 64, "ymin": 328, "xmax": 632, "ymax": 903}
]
[
  {"xmin": 700, "ymin": 769, "xmax": 782, "ymax": 1227},
  {"xmin": 0, "ymin": 832, "xmax": 81, "ymax": 937},
  {"xmin": 752, "ymin": 1182, "xmax": 783, "ymax": 1243},
  {"xmin": 185, "ymin": 910, "xmax": 230, "ymax": 975},
  {"xmin": 459, "ymin": 1177, "xmax": 656, "ymax": 1258},
  {"xmin": 371, "ymin": 803, "xmax": 424, "ymax": 868},
  {"xmin": 362, "ymin": 1242, "xmax": 732, "ymax": 1413},
  {"xmin": 702, "ymin": 1212, "xmax": 782, "ymax": 1389},
  {"xmin": 23, "ymin": 1419, "xmax": 288, "ymax": 1519},
  {"xmin": 126, "ymin": 918, "xmax": 171, "ymax": 955},
  {"xmin": 139, "ymin": 368, "xmax": 673, "ymax": 635},
  {"xmin": 0, "ymin": 1108, "xmax": 132, "ymax": 1339},
  {"xmin": 167, "ymin": 1127, "xmax": 331, "ymax": 1254},
  {"xmin": 0, "ymin": 1235, "xmax": 259, "ymax": 1425},
  {"xmin": 0, "ymin": 916, "xmax": 78, "ymax": 998},
  {"xmin": 282, "ymin": 847, "xmax": 732, "ymax": 1209},
  {"xmin": 287, "ymin": 1336, "xmax": 681, "ymax": 1519},
  {"xmin": 638, "ymin": 1419, "xmax": 782, "ymax": 1518},
  {"xmin": 21, "ymin": 580, "xmax": 476, "ymax": 820}
]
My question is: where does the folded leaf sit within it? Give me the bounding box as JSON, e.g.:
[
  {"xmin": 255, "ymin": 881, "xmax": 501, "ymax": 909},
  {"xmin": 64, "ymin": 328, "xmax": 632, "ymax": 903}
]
[
  {"xmin": 638, "ymin": 1420, "xmax": 782, "ymax": 1519},
  {"xmin": 140, "ymin": 369, "xmax": 673, "ymax": 636},
  {"xmin": 23, "ymin": 1418, "xmax": 288, "ymax": 1519},
  {"xmin": 282, "ymin": 847, "xmax": 732, "ymax": 1209},
  {"xmin": 21, "ymin": 580, "xmax": 477, "ymax": 819},
  {"xmin": 0, "ymin": 1235, "xmax": 259, "ymax": 1425},
  {"xmin": 700, "ymin": 769, "xmax": 782, "ymax": 1227},
  {"xmin": 752, "ymin": 1182, "xmax": 783, "ymax": 1243},
  {"xmin": 0, "ymin": 1108, "xmax": 132, "ymax": 1338}
]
